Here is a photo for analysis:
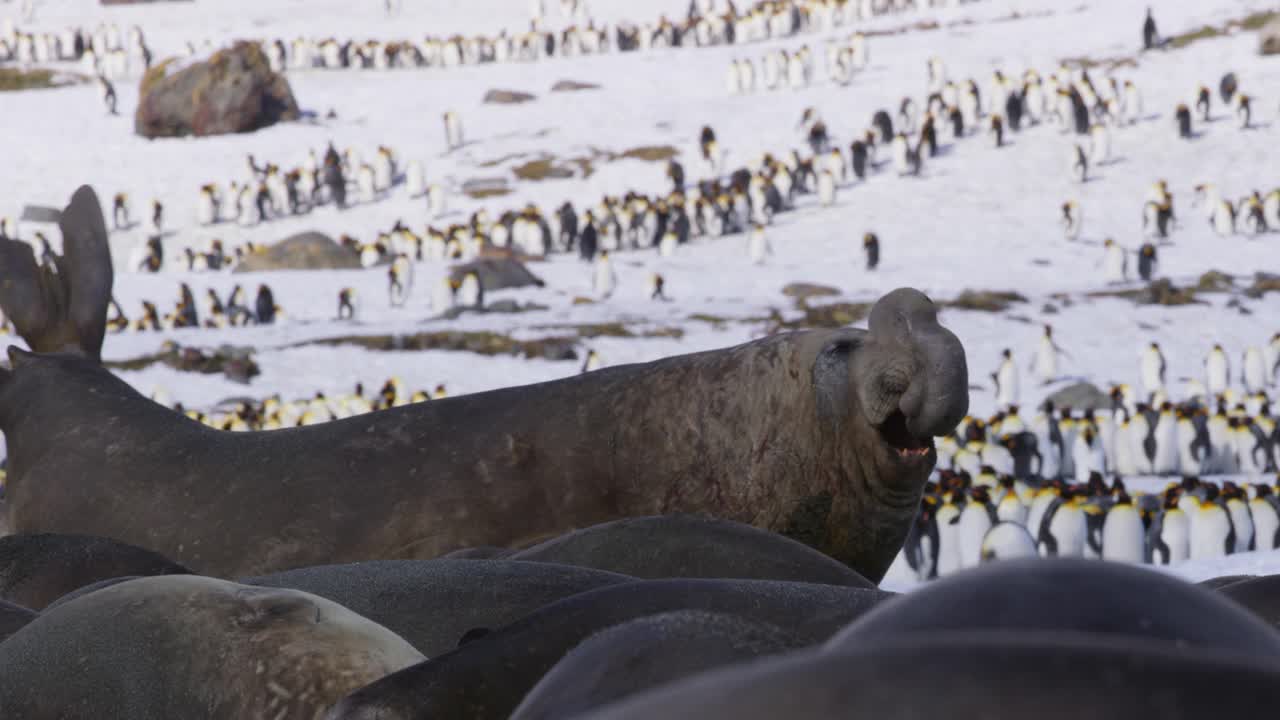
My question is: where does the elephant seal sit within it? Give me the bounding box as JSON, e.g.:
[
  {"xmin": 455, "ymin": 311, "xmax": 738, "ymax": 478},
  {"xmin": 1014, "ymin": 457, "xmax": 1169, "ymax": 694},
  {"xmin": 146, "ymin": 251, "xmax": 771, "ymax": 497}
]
[
  {"xmin": 324, "ymin": 578, "xmax": 892, "ymax": 720},
  {"xmin": 0, "ymin": 533, "xmax": 191, "ymax": 610},
  {"xmin": 1200, "ymin": 574, "xmax": 1259, "ymax": 591},
  {"xmin": 244, "ymin": 559, "xmax": 634, "ymax": 656},
  {"xmin": 0, "ymin": 575, "xmax": 425, "ymax": 719},
  {"xmin": 508, "ymin": 514, "xmax": 872, "ymax": 587},
  {"xmin": 0, "ymin": 185, "xmax": 112, "ymax": 361},
  {"xmin": 511, "ymin": 610, "xmax": 793, "ymax": 720},
  {"xmin": 826, "ymin": 558, "xmax": 1280, "ymax": 660},
  {"xmin": 1, "ymin": 287, "xmax": 968, "ymax": 579},
  {"xmin": 0, "ymin": 599, "xmax": 35, "ymax": 644},
  {"xmin": 575, "ymin": 634, "xmax": 1280, "ymax": 720},
  {"xmin": 1219, "ymin": 575, "xmax": 1280, "ymax": 629}
]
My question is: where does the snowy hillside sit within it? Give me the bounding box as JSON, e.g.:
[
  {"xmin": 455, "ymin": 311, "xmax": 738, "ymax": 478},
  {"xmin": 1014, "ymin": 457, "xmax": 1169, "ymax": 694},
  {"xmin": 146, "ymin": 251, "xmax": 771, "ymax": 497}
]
[{"xmin": 2, "ymin": 0, "xmax": 1279, "ymax": 582}]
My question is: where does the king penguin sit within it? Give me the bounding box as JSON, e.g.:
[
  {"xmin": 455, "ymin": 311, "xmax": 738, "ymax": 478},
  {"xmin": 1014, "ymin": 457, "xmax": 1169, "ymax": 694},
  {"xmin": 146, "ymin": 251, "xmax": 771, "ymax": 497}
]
[
  {"xmin": 1243, "ymin": 346, "xmax": 1268, "ymax": 393},
  {"xmin": 1175, "ymin": 103, "xmax": 1192, "ymax": 139},
  {"xmin": 1206, "ymin": 343, "xmax": 1230, "ymax": 396},
  {"xmin": 1069, "ymin": 143, "xmax": 1088, "ymax": 183},
  {"xmin": 1039, "ymin": 490, "xmax": 1088, "ymax": 558},
  {"xmin": 1141, "ymin": 341, "xmax": 1167, "ymax": 396},
  {"xmin": 863, "ymin": 232, "xmax": 879, "ymax": 270},
  {"xmin": 1061, "ymin": 200, "xmax": 1082, "ymax": 241},
  {"xmin": 1151, "ymin": 401, "xmax": 1180, "ymax": 475},
  {"xmin": 992, "ymin": 349, "xmax": 1019, "ymax": 409},
  {"xmin": 747, "ymin": 223, "xmax": 769, "ymax": 265},
  {"xmin": 1101, "ymin": 238, "xmax": 1127, "ymax": 282},
  {"xmin": 1188, "ymin": 486, "xmax": 1235, "ymax": 561},
  {"xmin": 957, "ymin": 486, "xmax": 997, "ymax": 569},
  {"xmin": 1147, "ymin": 491, "xmax": 1190, "ymax": 565},
  {"xmin": 1137, "ymin": 243, "xmax": 1158, "ymax": 281},
  {"xmin": 1101, "ymin": 492, "xmax": 1146, "ymax": 563},
  {"xmin": 1250, "ymin": 485, "xmax": 1280, "ymax": 551},
  {"xmin": 593, "ymin": 249, "xmax": 616, "ymax": 299},
  {"xmin": 980, "ymin": 522, "xmax": 1037, "ymax": 564}
]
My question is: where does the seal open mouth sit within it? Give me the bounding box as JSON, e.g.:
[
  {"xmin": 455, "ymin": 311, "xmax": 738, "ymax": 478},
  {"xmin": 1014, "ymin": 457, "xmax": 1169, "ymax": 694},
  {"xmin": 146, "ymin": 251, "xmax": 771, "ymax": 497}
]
[{"xmin": 878, "ymin": 409, "xmax": 934, "ymax": 459}]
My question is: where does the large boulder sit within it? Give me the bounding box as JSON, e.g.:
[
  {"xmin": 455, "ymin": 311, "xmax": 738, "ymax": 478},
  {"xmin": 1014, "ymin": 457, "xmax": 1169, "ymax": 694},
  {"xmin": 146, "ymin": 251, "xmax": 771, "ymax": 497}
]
[
  {"xmin": 1261, "ymin": 17, "xmax": 1280, "ymax": 55},
  {"xmin": 233, "ymin": 232, "xmax": 360, "ymax": 272},
  {"xmin": 449, "ymin": 257, "xmax": 546, "ymax": 291},
  {"xmin": 135, "ymin": 41, "xmax": 299, "ymax": 139}
]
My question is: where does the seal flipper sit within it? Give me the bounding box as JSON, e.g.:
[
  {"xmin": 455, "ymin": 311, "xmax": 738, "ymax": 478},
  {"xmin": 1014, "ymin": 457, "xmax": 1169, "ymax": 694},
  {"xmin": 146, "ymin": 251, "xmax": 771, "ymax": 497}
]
[
  {"xmin": 57, "ymin": 185, "xmax": 113, "ymax": 362},
  {"xmin": 0, "ymin": 238, "xmax": 55, "ymax": 344}
]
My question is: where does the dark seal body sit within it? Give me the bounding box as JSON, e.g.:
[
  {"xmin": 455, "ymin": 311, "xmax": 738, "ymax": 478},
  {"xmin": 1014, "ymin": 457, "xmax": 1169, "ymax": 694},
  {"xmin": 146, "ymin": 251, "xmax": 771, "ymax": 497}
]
[
  {"xmin": 0, "ymin": 575, "xmax": 425, "ymax": 719},
  {"xmin": 0, "ymin": 533, "xmax": 190, "ymax": 610},
  {"xmin": 245, "ymin": 559, "xmax": 634, "ymax": 656},
  {"xmin": 0, "ymin": 288, "xmax": 968, "ymax": 579},
  {"xmin": 507, "ymin": 515, "xmax": 872, "ymax": 587}
]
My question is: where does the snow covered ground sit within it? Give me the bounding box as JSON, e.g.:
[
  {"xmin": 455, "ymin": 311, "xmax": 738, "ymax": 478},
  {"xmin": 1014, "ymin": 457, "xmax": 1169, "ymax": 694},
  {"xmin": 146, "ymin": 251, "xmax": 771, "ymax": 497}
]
[{"xmin": 2, "ymin": 0, "xmax": 1279, "ymax": 582}]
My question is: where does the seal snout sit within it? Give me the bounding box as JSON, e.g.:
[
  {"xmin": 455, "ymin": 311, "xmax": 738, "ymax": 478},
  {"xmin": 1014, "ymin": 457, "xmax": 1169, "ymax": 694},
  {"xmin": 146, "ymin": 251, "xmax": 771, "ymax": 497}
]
[{"xmin": 866, "ymin": 288, "xmax": 969, "ymax": 443}]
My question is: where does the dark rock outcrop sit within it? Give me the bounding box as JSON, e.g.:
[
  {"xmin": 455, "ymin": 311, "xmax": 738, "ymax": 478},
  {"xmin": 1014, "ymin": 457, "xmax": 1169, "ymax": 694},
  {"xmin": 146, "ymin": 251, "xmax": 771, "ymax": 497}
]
[{"xmin": 135, "ymin": 41, "xmax": 299, "ymax": 139}]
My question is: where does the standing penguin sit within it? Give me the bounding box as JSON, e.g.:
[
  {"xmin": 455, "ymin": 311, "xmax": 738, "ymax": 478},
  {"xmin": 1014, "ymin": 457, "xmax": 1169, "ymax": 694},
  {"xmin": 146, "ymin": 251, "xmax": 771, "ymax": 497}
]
[
  {"xmin": 1250, "ymin": 486, "xmax": 1280, "ymax": 551},
  {"xmin": 1101, "ymin": 492, "xmax": 1146, "ymax": 563},
  {"xmin": 1089, "ymin": 122, "xmax": 1110, "ymax": 165},
  {"xmin": 1039, "ymin": 491, "xmax": 1088, "ymax": 558},
  {"xmin": 816, "ymin": 169, "xmax": 836, "ymax": 206},
  {"xmin": 1071, "ymin": 426, "xmax": 1107, "ymax": 484},
  {"xmin": 1206, "ymin": 343, "xmax": 1230, "ymax": 396},
  {"xmin": 1235, "ymin": 94, "xmax": 1252, "ymax": 130},
  {"xmin": 1137, "ymin": 243, "xmax": 1158, "ymax": 282},
  {"xmin": 581, "ymin": 349, "xmax": 602, "ymax": 374},
  {"xmin": 456, "ymin": 271, "xmax": 483, "ymax": 309},
  {"xmin": 1243, "ymin": 347, "xmax": 1268, "ymax": 393},
  {"xmin": 254, "ymin": 285, "xmax": 277, "ymax": 325},
  {"xmin": 989, "ymin": 114, "xmax": 1004, "ymax": 148},
  {"xmin": 593, "ymin": 249, "xmax": 616, "ymax": 299},
  {"xmin": 1142, "ymin": 7, "xmax": 1160, "ymax": 50},
  {"xmin": 1032, "ymin": 324, "xmax": 1065, "ymax": 385},
  {"xmin": 1069, "ymin": 143, "xmax": 1088, "ymax": 183},
  {"xmin": 1147, "ymin": 492, "xmax": 1190, "ymax": 565},
  {"xmin": 1061, "ymin": 200, "xmax": 1083, "ymax": 241},
  {"xmin": 337, "ymin": 288, "xmax": 357, "ymax": 320},
  {"xmin": 992, "ymin": 348, "xmax": 1019, "ymax": 408},
  {"xmin": 323, "ymin": 143, "xmax": 347, "ymax": 209},
  {"xmin": 1140, "ymin": 341, "xmax": 1166, "ymax": 396},
  {"xmin": 1151, "ymin": 402, "xmax": 1180, "ymax": 475},
  {"xmin": 648, "ymin": 273, "xmax": 668, "ymax": 301},
  {"xmin": 849, "ymin": 140, "xmax": 869, "ymax": 181},
  {"xmin": 1195, "ymin": 85, "xmax": 1212, "ymax": 122},
  {"xmin": 1188, "ymin": 487, "xmax": 1235, "ymax": 561},
  {"xmin": 578, "ymin": 211, "xmax": 598, "ymax": 261},
  {"xmin": 443, "ymin": 111, "xmax": 463, "ymax": 150},
  {"xmin": 1175, "ymin": 103, "xmax": 1192, "ymax": 139},
  {"xmin": 1102, "ymin": 239, "xmax": 1127, "ymax": 282},
  {"xmin": 934, "ymin": 499, "xmax": 964, "ymax": 578},
  {"xmin": 863, "ymin": 232, "xmax": 879, "ymax": 271},
  {"xmin": 957, "ymin": 487, "xmax": 998, "ymax": 569},
  {"xmin": 98, "ymin": 74, "xmax": 117, "ymax": 115},
  {"xmin": 149, "ymin": 199, "xmax": 164, "ymax": 235}
]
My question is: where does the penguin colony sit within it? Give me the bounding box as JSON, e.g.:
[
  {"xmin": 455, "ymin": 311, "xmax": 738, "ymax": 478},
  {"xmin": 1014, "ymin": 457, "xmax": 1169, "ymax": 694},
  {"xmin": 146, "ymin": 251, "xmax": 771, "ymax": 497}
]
[
  {"xmin": 236, "ymin": 0, "xmax": 966, "ymax": 76},
  {"xmin": 0, "ymin": 19, "xmax": 151, "ymax": 79},
  {"xmin": 103, "ymin": 282, "xmax": 285, "ymax": 334}
]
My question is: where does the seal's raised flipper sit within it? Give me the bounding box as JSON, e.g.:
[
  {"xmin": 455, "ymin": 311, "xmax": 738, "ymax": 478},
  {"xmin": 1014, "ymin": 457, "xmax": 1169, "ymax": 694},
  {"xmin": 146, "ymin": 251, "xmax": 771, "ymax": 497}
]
[
  {"xmin": 57, "ymin": 185, "xmax": 113, "ymax": 362},
  {"xmin": 0, "ymin": 186, "xmax": 113, "ymax": 361}
]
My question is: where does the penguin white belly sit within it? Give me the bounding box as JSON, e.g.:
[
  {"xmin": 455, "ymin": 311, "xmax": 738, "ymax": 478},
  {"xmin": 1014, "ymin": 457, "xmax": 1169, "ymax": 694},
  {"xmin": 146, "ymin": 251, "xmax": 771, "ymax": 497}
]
[
  {"xmin": 1104, "ymin": 245, "xmax": 1126, "ymax": 282},
  {"xmin": 725, "ymin": 63, "xmax": 741, "ymax": 95},
  {"xmin": 935, "ymin": 507, "xmax": 963, "ymax": 578},
  {"xmin": 957, "ymin": 504, "xmax": 993, "ymax": 569},
  {"xmin": 1033, "ymin": 341, "xmax": 1056, "ymax": 383},
  {"xmin": 996, "ymin": 496, "xmax": 1028, "ymax": 525},
  {"xmin": 1176, "ymin": 421, "xmax": 1205, "ymax": 475},
  {"xmin": 658, "ymin": 233, "xmax": 678, "ymax": 258},
  {"xmin": 1113, "ymin": 424, "xmax": 1136, "ymax": 475},
  {"xmin": 1101, "ymin": 507, "xmax": 1145, "ymax": 563},
  {"xmin": 891, "ymin": 138, "xmax": 909, "ymax": 175},
  {"xmin": 1206, "ymin": 354, "xmax": 1229, "ymax": 395},
  {"xmin": 996, "ymin": 361, "xmax": 1018, "ymax": 407},
  {"xmin": 952, "ymin": 448, "xmax": 982, "ymax": 478},
  {"xmin": 1157, "ymin": 511, "xmax": 1191, "ymax": 565},
  {"xmin": 1189, "ymin": 506, "xmax": 1232, "ymax": 560},
  {"xmin": 404, "ymin": 161, "xmax": 424, "ymax": 198},
  {"xmin": 817, "ymin": 172, "xmax": 836, "ymax": 206},
  {"xmin": 979, "ymin": 522, "xmax": 1036, "ymax": 563},
  {"xmin": 1128, "ymin": 418, "xmax": 1154, "ymax": 475},
  {"xmin": 1211, "ymin": 203, "xmax": 1235, "ymax": 236},
  {"xmin": 1228, "ymin": 499, "xmax": 1254, "ymax": 553},
  {"xmin": 1025, "ymin": 494, "xmax": 1056, "ymax": 543},
  {"xmin": 428, "ymin": 185, "xmax": 447, "ymax": 217},
  {"xmin": 1043, "ymin": 504, "xmax": 1086, "ymax": 557},
  {"xmin": 1235, "ymin": 432, "xmax": 1263, "ymax": 476},
  {"xmin": 593, "ymin": 262, "xmax": 616, "ymax": 298},
  {"xmin": 1090, "ymin": 126, "xmax": 1110, "ymax": 164},
  {"xmin": 1251, "ymin": 500, "xmax": 1280, "ymax": 551},
  {"xmin": 432, "ymin": 278, "xmax": 454, "ymax": 312},
  {"xmin": 979, "ymin": 444, "xmax": 1015, "ymax": 476},
  {"xmin": 1243, "ymin": 348, "xmax": 1266, "ymax": 392},
  {"xmin": 1072, "ymin": 440, "xmax": 1105, "ymax": 484},
  {"xmin": 1152, "ymin": 417, "xmax": 1179, "ymax": 475}
]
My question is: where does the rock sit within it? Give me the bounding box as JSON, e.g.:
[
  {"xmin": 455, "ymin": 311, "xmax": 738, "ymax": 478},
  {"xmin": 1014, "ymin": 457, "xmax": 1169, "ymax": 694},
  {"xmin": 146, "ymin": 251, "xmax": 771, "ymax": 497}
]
[
  {"xmin": 1044, "ymin": 382, "xmax": 1111, "ymax": 412},
  {"xmin": 781, "ymin": 283, "xmax": 840, "ymax": 302},
  {"xmin": 483, "ymin": 89, "xmax": 537, "ymax": 104},
  {"xmin": 105, "ymin": 343, "xmax": 261, "ymax": 384},
  {"xmin": 233, "ymin": 232, "xmax": 360, "ymax": 272},
  {"xmin": 551, "ymin": 80, "xmax": 601, "ymax": 92},
  {"xmin": 946, "ymin": 289, "xmax": 1028, "ymax": 313},
  {"xmin": 463, "ymin": 178, "xmax": 513, "ymax": 199},
  {"xmin": 450, "ymin": 258, "xmax": 546, "ymax": 292},
  {"xmin": 135, "ymin": 41, "xmax": 299, "ymax": 138},
  {"xmin": 1196, "ymin": 270, "xmax": 1234, "ymax": 292},
  {"xmin": 1260, "ymin": 17, "xmax": 1280, "ymax": 55},
  {"xmin": 1245, "ymin": 272, "xmax": 1280, "ymax": 299},
  {"xmin": 1139, "ymin": 279, "xmax": 1200, "ymax": 306}
]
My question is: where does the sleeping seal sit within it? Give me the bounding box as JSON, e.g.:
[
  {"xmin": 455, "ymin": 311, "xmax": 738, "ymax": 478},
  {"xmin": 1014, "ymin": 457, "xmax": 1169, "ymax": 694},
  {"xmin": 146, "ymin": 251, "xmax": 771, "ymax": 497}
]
[
  {"xmin": 0, "ymin": 575, "xmax": 424, "ymax": 719},
  {"xmin": 507, "ymin": 514, "xmax": 873, "ymax": 587},
  {"xmin": 324, "ymin": 578, "xmax": 892, "ymax": 720},
  {"xmin": 574, "ymin": 634, "xmax": 1280, "ymax": 720},
  {"xmin": 0, "ymin": 533, "xmax": 190, "ymax": 610},
  {"xmin": 245, "ymin": 559, "xmax": 633, "ymax": 656},
  {"xmin": 1, "ymin": 287, "xmax": 968, "ymax": 580},
  {"xmin": 511, "ymin": 610, "xmax": 795, "ymax": 720}
]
